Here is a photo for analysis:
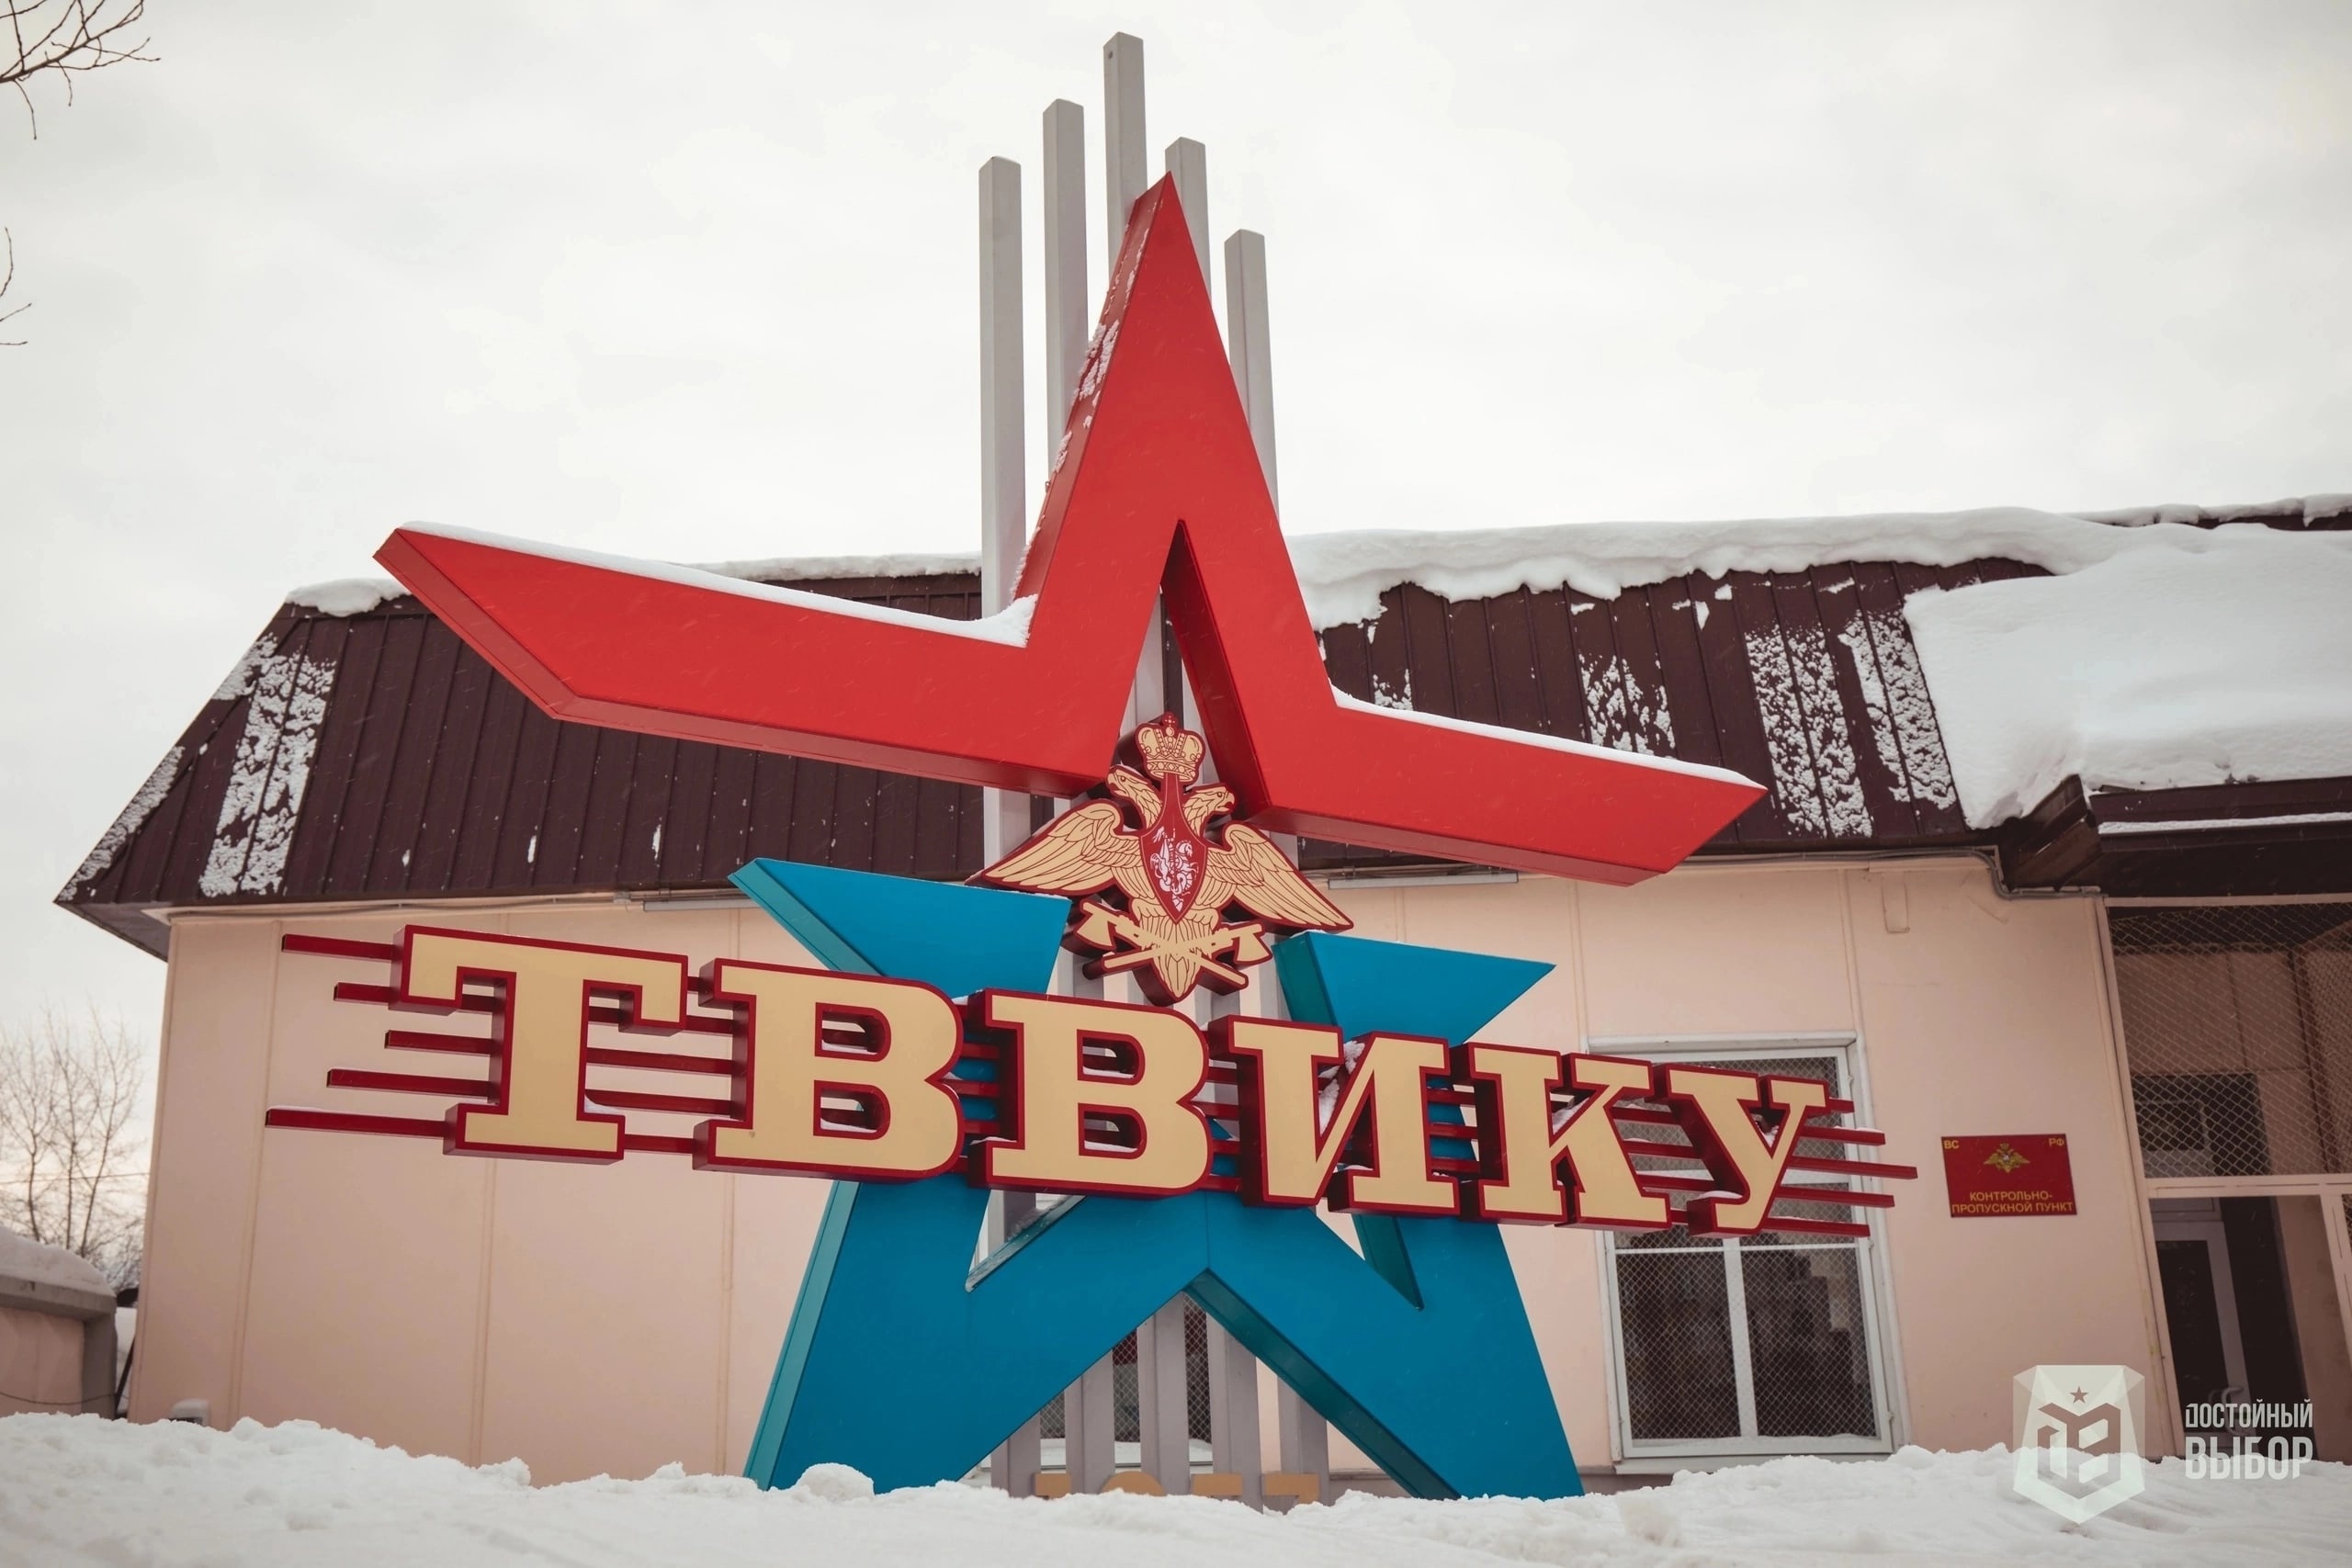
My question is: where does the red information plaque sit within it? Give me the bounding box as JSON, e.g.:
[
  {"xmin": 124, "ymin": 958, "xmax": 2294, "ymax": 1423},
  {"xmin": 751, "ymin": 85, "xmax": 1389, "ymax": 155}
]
[{"xmin": 1941, "ymin": 1134, "xmax": 2077, "ymax": 1217}]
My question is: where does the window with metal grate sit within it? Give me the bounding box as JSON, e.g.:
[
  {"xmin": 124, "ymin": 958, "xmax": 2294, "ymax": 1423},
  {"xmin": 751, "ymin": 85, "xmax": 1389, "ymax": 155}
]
[
  {"xmin": 2109, "ymin": 904, "xmax": 2352, "ymax": 1179},
  {"xmin": 1601, "ymin": 1043, "xmax": 1894, "ymax": 1458}
]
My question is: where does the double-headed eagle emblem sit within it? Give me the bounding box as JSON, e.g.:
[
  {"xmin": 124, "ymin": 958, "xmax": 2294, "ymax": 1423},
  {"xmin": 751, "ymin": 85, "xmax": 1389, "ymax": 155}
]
[{"xmin": 978, "ymin": 715, "xmax": 1351, "ymax": 1003}]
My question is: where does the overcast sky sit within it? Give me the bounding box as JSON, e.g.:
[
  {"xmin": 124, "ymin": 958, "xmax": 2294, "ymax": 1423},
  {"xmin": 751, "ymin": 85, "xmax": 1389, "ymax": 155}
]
[{"xmin": 5, "ymin": 1, "xmax": 2347, "ymax": 1038}]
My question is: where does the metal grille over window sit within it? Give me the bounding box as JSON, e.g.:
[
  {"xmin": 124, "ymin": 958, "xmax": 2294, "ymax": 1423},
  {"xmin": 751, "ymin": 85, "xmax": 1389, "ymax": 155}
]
[
  {"xmin": 1112, "ymin": 1329, "xmax": 1139, "ymax": 1443},
  {"xmin": 1606, "ymin": 1048, "xmax": 1890, "ymax": 1454},
  {"xmin": 2110, "ymin": 904, "xmax": 2352, "ymax": 1179},
  {"xmin": 1042, "ymin": 1313, "xmax": 1208, "ymax": 1457},
  {"xmin": 1183, "ymin": 1298, "xmax": 1213, "ymax": 1443}
]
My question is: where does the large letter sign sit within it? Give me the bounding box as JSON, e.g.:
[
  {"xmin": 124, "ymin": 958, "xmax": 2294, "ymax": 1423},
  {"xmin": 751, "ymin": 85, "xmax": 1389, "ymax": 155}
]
[
  {"xmin": 1222, "ymin": 1019, "xmax": 1457, "ymax": 1215},
  {"xmin": 978, "ymin": 991, "xmax": 1215, "ymax": 1199},
  {"xmin": 403, "ymin": 927, "xmax": 688, "ymax": 1162},
  {"xmin": 698, "ymin": 964, "xmax": 966, "ymax": 1180},
  {"xmin": 262, "ymin": 176, "xmax": 1919, "ymax": 1502}
]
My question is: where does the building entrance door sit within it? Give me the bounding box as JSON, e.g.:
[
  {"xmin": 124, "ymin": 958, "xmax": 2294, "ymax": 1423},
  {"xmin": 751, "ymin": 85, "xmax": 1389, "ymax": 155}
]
[
  {"xmin": 2151, "ymin": 1198, "xmax": 2251, "ymax": 1404},
  {"xmin": 2108, "ymin": 902, "xmax": 2352, "ymax": 1459}
]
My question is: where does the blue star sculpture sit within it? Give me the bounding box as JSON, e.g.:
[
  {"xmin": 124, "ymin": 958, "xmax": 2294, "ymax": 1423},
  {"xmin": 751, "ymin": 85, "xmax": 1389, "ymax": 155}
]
[{"xmin": 729, "ymin": 858, "xmax": 1581, "ymax": 1500}]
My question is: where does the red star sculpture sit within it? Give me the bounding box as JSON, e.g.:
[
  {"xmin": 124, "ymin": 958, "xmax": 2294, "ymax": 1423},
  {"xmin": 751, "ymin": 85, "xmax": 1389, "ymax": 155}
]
[{"xmin": 378, "ymin": 178, "xmax": 1760, "ymax": 882}]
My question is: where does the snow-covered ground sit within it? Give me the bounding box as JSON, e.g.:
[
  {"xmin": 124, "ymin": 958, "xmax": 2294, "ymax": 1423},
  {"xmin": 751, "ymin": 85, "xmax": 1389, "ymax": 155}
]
[{"xmin": 5, "ymin": 1416, "xmax": 2349, "ymax": 1567}]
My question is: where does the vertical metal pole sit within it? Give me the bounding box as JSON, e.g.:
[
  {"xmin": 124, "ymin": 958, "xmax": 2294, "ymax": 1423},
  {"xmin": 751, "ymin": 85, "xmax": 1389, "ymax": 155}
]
[
  {"xmin": 979, "ymin": 155, "xmax": 1040, "ymax": 1496},
  {"xmin": 1206, "ymin": 1321, "xmax": 1262, "ymax": 1507},
  {"xmin": 1043, "ymin": 99, "xmax": 1088, "ymax": 462},
  {"xmin": 1136, "ymin": 1297, "xmax": 1193, "ymax": 1495},
  {"xmin": 1277, "ymin": 1385, "xmax": 1329, "ymax": 1501},
  {"xmin": 978, "ymin": 157, "xmax": 1031, "ymax": 864},
  {"xmin": 1102, "ymin": 34, "xmax": 1148, "ymax": 269},
  {"xmin": 1100, "ymin": 32, "xmax": 1164, "ymax": 729},
  {"xmin": 978, "ymin": 156, "xmax": 1026, "ymax": 610},
  {"xmin": 1159, "ymin": 134, "xmax": 1210, "ymax": 739},
  {"xmin": 1164, "ymin": 138, "xmax": 1209, "ymax": 289},
  {"xmin": 1223, "ymin": 230, "xmax": 1278, "ymax": 507},
  {"xmin": 989, "ymin": 1416, "xmax": 1042, "ymax": 1497},
  {"xmin": 1224, "ymin": 227, "xmax": 1294, "ymax": 857},
  {"xmin": 1261, "ymin": 952, "xmax": 1322, "ymax": 1496},
  {"xmin": 1064, "ymin": 1359, "xmax": 1116, "ymax": 1494}
]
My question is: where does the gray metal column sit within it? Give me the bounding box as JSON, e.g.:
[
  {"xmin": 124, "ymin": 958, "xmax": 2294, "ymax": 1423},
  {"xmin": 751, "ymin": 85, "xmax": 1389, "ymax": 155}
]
[
  {"xmin": 1063, "ymin": 1359, "xmax": 1116, "ymax": 1494},
  {"xmin": 1205, "ymin": 1320, "xmax": 1261, "ymax": 1506},
  {"xmin": 989, "ymin": 1415, "xmax": 1041, "ymax": 1496},
  {"xmin": 1164, "ymin": 137, "xmax": 1209, "ymax": 285},
  {"xmin": 1136, "ymin": 1297, "xmax": 1193, "ymax": 1494},
  {"xmin": 1042, "ymin": 98, "xmax": 1088, "ymax": 453},
  {"xmin": 1278, "ymin": 1385, "xmax": 1329, "ymax": 1503},
  {"xmin": 978, "ymin": 153, "xmax": 1030, "ymax": 864},
  {"xmin": 1222, "ymin": 229, "xmax": 1278, "ymax": 504},
  {"xmin": 1102, "ymin": 34, "xmax": 1147, "ymax": 261}
]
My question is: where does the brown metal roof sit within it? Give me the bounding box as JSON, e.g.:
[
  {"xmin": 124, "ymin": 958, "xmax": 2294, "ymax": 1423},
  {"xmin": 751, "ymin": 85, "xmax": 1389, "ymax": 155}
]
[
  {"xmin": 1311, "ymin": 557, "xmax": 2027, "ymax": 856},
  {"xmin": 60, "ymin": 507, "xmax": 2352, "ymax": 956},
  {"xmin": 62, "ymin": 572, "xmax": 989, "ymax": 955},
  {"xmin": 1995, "ymin": 774, "xmax": 2352, "ymax": 897}
]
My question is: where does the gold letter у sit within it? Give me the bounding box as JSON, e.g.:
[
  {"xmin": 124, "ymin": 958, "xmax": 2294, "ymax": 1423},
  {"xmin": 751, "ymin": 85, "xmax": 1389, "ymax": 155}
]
[{"xmin": 1663, "ymin": 1065, "xmax": 1828, "ymax": 1234}]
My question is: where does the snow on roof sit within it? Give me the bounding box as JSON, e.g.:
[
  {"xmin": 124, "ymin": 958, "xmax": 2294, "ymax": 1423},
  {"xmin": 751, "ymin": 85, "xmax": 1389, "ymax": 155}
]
[
  {"xmin": 1284, "ymin": 496, "xmax": 2350, "ymax": 628},
  {"xmin": 286, "ymin": 550, "xmax": 981, "ymax": 616},
  {"xmin": 288, "ymin": 498, "xmax": 2350, "ymax": 627},
  {"xmin": 276, "ymin": 499, "xmax": 2352, "ymax": 830},
  {"xmin": 387, "ymin": 526, "xmax": 1038, "ymax": 647},
  {"xmin": 1906, "ymin": 524, "xmax": 2352, "ymax": 827},
  {"xmin": 0, "ymin": 1225, "xmax": 111, "ymax": 1297}
]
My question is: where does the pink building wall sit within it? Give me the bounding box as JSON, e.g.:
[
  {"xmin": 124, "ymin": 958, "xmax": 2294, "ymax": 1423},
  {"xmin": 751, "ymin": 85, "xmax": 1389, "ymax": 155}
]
[{"xmin": 130, "ymin": 855, "xmax": 2165, "ymax": 1483}]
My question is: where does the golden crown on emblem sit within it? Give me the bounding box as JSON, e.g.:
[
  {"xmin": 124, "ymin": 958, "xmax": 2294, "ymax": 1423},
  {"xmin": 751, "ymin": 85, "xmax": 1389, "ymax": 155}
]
[{"xmin": 1135, "ymin": 713, "xmax": 1205, "ymax": 784}]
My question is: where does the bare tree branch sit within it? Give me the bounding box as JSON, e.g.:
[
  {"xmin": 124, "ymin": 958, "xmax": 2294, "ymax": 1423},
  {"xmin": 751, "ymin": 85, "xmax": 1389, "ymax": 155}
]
[
  {"xmin": 0, "ymin": 1007, "xmax": 147, "ymax": 1289},
  {"xmin": 0, "ymin": 229, "xmax": 28, "ymax": 345},
  {"xmin": 5, "ymin": 1, "xmax": 153, "ymax": 137},
  {"xmin": 3, "ymin": 6, "xmax": 153, "ymax": 344}
]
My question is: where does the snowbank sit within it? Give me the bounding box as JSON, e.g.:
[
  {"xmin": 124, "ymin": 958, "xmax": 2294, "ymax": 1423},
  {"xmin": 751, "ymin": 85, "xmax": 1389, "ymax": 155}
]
[
  {"xmin": 4, "ymin": 1415, "xmax": 2348, "ymax": 1567},
  {"xmin": 1905, "ymin": 525, "xmax": 2352, "ymax": 826},
  {"xmin": 0, "ymin": 1227, "xmax": 112, "ymax": 1297}
]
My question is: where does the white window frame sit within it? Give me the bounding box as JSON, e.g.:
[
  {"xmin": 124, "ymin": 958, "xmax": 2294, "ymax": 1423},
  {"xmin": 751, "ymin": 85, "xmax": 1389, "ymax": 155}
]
[{"xmin": 1591, "ymin": 1032, "xmax": 1903, "ymax": 1461}]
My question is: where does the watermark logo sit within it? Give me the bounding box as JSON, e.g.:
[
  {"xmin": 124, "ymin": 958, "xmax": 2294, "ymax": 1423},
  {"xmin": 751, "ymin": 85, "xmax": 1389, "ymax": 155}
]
[
  {"xmin": 2011, "ymin": 1365, "xmax": 2145, "ymax": 1522},
  {"xmin": 2182, "ymin": 1400, "xmax": 2315, "ymax": 1481}
]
